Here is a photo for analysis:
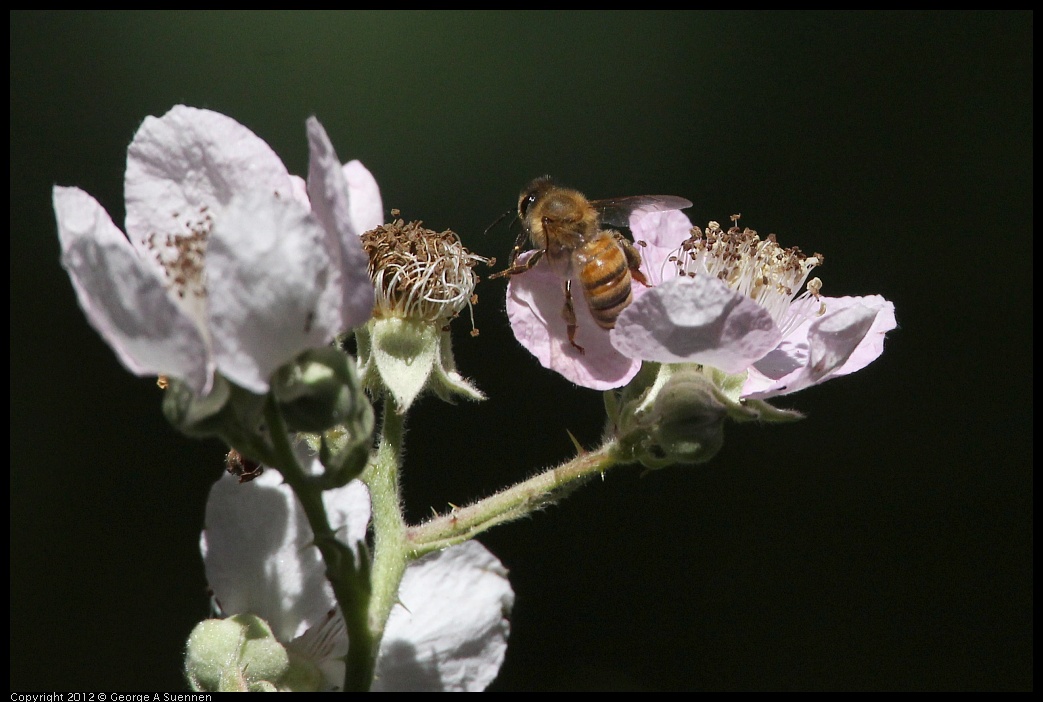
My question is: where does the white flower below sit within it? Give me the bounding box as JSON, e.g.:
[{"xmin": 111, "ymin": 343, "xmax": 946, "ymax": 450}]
[
  {"xmin": 200, "ymin": 464, "xmax": 514, "ymax": 691},
  {"xmin": 372, "ymin": 541, "xmax": 513, "ymax": 692}
]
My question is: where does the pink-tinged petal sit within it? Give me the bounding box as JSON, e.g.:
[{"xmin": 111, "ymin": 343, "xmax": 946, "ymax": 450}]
[
  {"xmin": 200, "ymin": 463, "xmax": 370, "ymax": 645},
  {"xmin": 630, "ymin": 208, "xmax": 693, "ymax": 249},
  {"xmin": 124, "ymin": 105, "xmax": 297, "ymax": 261},
  {"xmin": 741, "ymin": 341, "xmax": 808, "ymax": 398},
  {"xmin": 742, "ymin": 296, "xmax": 896, "ymax": 399},
  {"xmin": 373, "ymin": 541, "xmax": 514, "ymax": 692},
  {"xmin": 342, "ymin": 160, "xmax": 384, "ymax": 234},
  {"xmin": 611, "ymin": 275, "xmax": 782, "ymax": 374},
  {"xmin": 506, "ymin": 258, "xmax": 641, "ymax": 390},
  {"xmin": 824, "ymin": 295, "xmax": 896, "ymax": 377},
  {"xmin": 306, "ymin": 118, "xmax": 377, "ymax": 332},
  {"xmin": 205, "ymin": 191, "xmax": 335, "ymax": 394},
  {"xmin": 629, "ymin": 209, "xmax": 693, "ymax": 286},
  {"xmin": 53, "ymin": 186, "xmax": 211, "ymax": 393}
]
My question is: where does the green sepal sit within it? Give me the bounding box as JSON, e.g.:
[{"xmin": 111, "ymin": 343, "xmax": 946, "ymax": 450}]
[
  {"xmin": 356, "ymin": 317, "xmax": 483, "ymax": 413},
  {"xmin": 162, "ymin": 375, "xmax": 266, "ymax": 445},
  {"xmin": 739, "ymin": 398, "xmax": 805, "ymax": 423},
  {"xmin": 612, "ymin": 364, "xmax": 728, "ymax": 469},
  {"xmin": 317, "ymin": 428, "xmax": 372, "ymax": 486},
  {"xmin": 610, "ymin": 362, "xmax": 807, "ymax": 470},
  {"xmin": 280, "ymin": 649, "xmax": 327, "ymax": 692}
]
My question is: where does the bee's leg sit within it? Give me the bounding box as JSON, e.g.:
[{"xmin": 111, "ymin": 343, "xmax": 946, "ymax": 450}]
[
  {"xmin": 617, "ymin": 233, "xmax": 650, "ymax": 286},
  {"xmin": 562, "ymin": 279, "xmax": 585, "ymax": 354},
  {"xmin": 488, "ymin": 248, "xmax": 544, "ymax": 279}
]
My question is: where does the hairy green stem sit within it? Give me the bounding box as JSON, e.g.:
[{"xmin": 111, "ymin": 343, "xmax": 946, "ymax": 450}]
[
  {"xmin": 262, "ymin": 400, "xmax": 375, "ymax": 692},
  {"xmin": 357, "ymin": 402, "xmax": 410, "ymax": 688},
  {"xmin": 406, "ymin": 438, "xmax": 625, "ymax": 556}
]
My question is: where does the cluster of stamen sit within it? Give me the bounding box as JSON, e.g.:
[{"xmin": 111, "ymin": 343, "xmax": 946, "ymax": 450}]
[
  {"xmin": 670, "ymin": 215, "xmax": 825, "ymax": 332},
  {"xmin": 142, "ymin": 205, "xmax": 213, "ymax": 301},
  {"xmin": 361, "ymin": 217, "xmax": 491, "ymax": 335}
]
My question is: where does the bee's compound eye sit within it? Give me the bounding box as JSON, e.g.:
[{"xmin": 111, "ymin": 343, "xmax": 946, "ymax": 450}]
[{"xmin": 520, "ymin": 192, "xmax": 538, "ymax": 218}]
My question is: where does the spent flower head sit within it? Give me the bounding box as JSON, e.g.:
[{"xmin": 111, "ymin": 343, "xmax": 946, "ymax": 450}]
[
  {"xmin": 364, "ymin": 217, "xmax": 487, "ymax": 329},
  {"xmin": 355, "ymin": 217, "xmax": 491, "ymax": 412}
]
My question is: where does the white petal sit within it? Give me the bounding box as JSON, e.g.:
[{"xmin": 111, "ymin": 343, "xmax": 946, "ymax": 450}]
[
  {"xmin": 306, "ymin": 118, "xmax": 376, "ymax": 332},
  {"xmin": 201, "ymin": 470, "xmax": 332, "ymax": 643},
  {"xmin": 372, "ymin": 541, "xmax": 514, "ymax": 692},
  {"xmin": 806, "ymin": 304, "xmax": 878, "ymax": 376},
  {"xmin": 629, "ymin": 208, "xmax": 693, "ymax": 249},
  {"xmin": 289, "ymin": 611, "xmax": 349, "ymax": 690},
  {"xmin": 206, "ymin": 191, "xmax": 336, "ymax": 394},
  {"xmin": 742, "ymin": 296, "xmax": 896, "ymax": 399},
  {"xmin": 505, "ymin": 255, "xmax": 640, "ymax": 390},
  {"xmin": 53, "ymin": 186, "xmax": 211, "ymax": 393},
  {"xmin": 342, "ymin": 160, "xmax": 385, "ymax": 234},
  {"xmin": 611, "ymin": 275, "xmax": 782, "ymax": 373},
  {"xmin": 124, "ymin": 105, "xmax": 298, "ymax": 262},
  {"xmin": 200, "ymin": 466, "xmax": 371, "ymax": 644},
  {"xmin": 821, "ymin": 295, "xmax": 896, "ymax": 378},
  {"xmin": 629, "ymin": 209, "xmax": 692, "ymax": 286},
  {"xmin": 323, "ymin": 470, "xmax": 372, "ymax": 548},
  {"xmin": 288, "ymin": 174, "xmax": 310, "ymax": 208}
]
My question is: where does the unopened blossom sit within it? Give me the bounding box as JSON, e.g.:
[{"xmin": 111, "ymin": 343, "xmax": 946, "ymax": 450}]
[
  {"xmin": 198, "ymin": 464, "xmax": 514, "ymax": 691},
  {"xmin": 611, "ymin": 210, "xmax": 897, "ymax": 399},
  {"xmin": 53, "ymin": 105, "xmax": 375, "ymax": 396}
]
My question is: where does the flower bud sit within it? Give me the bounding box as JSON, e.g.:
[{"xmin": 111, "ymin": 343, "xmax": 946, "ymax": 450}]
[
  {"xmin": 185, "ymin": 614, "xmax": 290, "ymax": 692},
  {"xmin": 643, "ymin": 367, "xmax": 728, "ymax": 467}
]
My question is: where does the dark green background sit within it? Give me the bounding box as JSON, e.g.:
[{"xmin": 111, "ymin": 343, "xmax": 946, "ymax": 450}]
[{"xmin": 11, "ymin": 11, "xmax": 1031, "ymax": 691}]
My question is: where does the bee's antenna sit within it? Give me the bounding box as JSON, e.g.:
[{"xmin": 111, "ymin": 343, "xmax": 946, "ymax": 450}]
[{"xmin": 483, "ymin": 207, "xmax": 515, "ymax": 237}]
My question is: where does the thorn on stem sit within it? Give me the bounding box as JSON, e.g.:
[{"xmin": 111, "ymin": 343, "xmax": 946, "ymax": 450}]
[{"xmin": 565, "ymin": 429, "xmax": 587, "ymax": 456}]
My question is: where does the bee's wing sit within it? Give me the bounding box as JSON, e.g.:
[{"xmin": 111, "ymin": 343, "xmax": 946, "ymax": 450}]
[{"xmin": 592, "ymin": 195, "xmax": 693, "ymax": 229}]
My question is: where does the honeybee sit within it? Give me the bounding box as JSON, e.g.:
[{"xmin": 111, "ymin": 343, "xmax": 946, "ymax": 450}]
[{"xmin": 490, "ymin": 176, "xmax": 692, "ymax": 352}]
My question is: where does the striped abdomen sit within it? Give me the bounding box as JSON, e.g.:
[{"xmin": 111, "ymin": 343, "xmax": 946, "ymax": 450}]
[{"xmin": 575, "ymin": 233, "xmax": 634, "ymax": 330}]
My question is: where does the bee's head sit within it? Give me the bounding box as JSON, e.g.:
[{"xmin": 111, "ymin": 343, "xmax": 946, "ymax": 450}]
[{"xmin": 518, "ymin": 175, "xmax": 555, "ymax": 221}]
